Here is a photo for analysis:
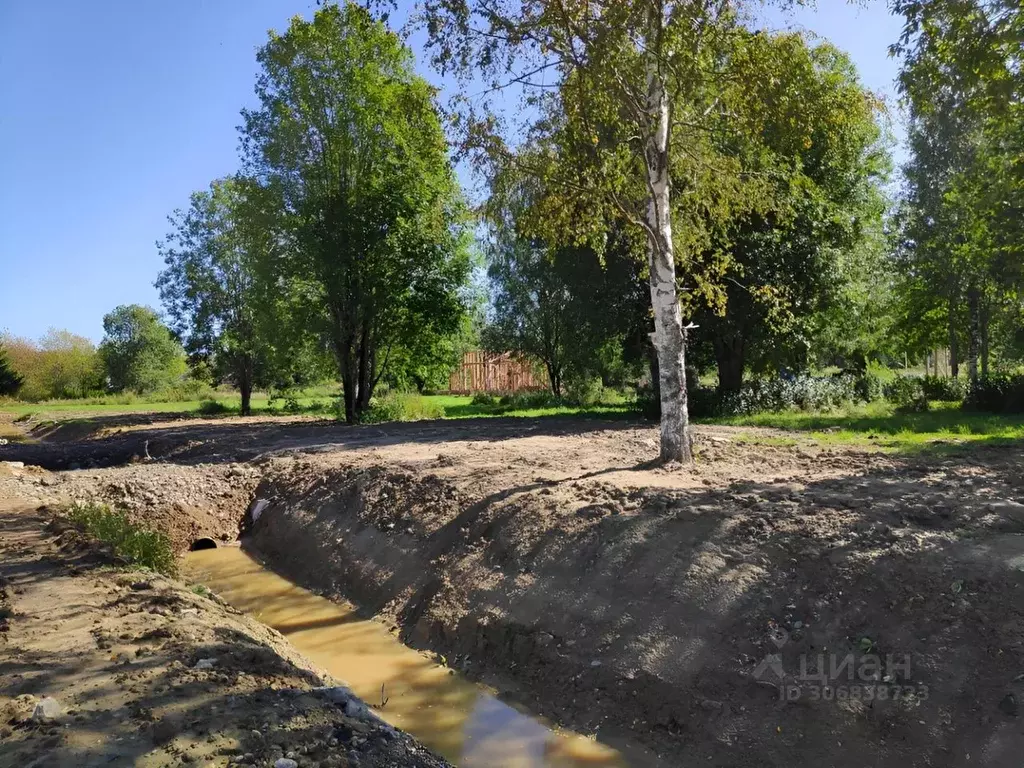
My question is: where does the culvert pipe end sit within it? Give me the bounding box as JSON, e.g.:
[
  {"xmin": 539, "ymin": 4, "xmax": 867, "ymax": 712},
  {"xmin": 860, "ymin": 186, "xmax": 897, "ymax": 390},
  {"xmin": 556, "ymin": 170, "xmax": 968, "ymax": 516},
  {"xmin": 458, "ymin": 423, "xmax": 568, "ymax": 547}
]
[{"xmin": 189, "ymin": 537, "xmax": 218, "ymax": 551}]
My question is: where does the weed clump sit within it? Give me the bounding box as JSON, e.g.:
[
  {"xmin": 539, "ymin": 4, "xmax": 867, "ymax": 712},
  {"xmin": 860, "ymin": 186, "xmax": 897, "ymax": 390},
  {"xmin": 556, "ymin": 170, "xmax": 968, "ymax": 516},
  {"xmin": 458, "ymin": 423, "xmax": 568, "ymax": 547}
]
[{"xmin": 65, "ymin": 502, "xmax": 177, "ymax": 576}]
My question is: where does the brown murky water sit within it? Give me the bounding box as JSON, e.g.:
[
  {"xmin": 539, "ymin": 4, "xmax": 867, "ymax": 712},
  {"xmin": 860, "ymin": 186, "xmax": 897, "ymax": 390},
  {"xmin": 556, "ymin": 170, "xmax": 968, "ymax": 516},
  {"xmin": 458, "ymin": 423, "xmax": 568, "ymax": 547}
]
[{"xmin": 187, "ymin": 547, "xmax": 639, "ymax": 767}]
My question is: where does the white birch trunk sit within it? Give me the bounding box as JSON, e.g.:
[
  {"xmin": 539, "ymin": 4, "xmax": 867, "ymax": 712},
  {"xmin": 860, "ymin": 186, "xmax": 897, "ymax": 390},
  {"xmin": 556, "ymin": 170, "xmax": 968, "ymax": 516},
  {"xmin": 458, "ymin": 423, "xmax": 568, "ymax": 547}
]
[{"xmin": 645, "ymin": 62, "xmax": 691, "ymax": 463}]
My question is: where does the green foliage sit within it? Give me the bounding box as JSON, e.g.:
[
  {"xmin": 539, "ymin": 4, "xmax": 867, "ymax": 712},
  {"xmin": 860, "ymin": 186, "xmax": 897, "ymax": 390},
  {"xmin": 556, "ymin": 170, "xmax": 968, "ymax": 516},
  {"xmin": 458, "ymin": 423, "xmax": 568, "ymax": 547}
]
[
  {"xmin": 99, "ymin": 305, "xmax": 186, "ymax": 394},
  {"xmin": 197, "ymin": 399, "xmax": 232, "ymax": 416},
  {"xmin": 359, "ymin": 391, "xmax": 444, "ymax": 424},
  {"xmin": 65, "ymin": 502, "xmax": 177, "ymax": 576},
  {"xmin": 0, "ymin": 330, "xmax": 102, "ymax": 401},
  {"xmin": 921, "ymin": 375, "xmax": 968, "ymax": 402},
  {"xmin": 242, "ymin": 4, "xmax": 471, "ymax": 424},
  {"xmin": 882, "ymin": 376, "xmax": 926, "ymax": 407},
  {"xmin": 892, "ymin": 0, "xmax": 1024, "ymax": 380},
  {"xmin": 157, "ymin": 177, "xmax": 308, "ymax": 414},
  {"xmin": 470, "ymin": 393, "xmax": 498, "ymax": 407},
  {"xmin": 691, "ymin": 33, "xmax": 892, "ymax": 392},
  {"xmin": 0, "ymin": 343, "xmax": 23, "ymax": 397},
  {"xmin": 965, "ymin": 375, "xmax": 1024, "ymax": 414}
]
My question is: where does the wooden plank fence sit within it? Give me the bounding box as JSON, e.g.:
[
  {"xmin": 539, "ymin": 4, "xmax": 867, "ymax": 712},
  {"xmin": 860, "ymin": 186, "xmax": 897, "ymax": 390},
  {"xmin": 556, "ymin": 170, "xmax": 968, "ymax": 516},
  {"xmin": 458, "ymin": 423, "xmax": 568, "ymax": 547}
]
[{"xmin": 447, "ymin": 350, "xmax": 545, "ymax": 394}]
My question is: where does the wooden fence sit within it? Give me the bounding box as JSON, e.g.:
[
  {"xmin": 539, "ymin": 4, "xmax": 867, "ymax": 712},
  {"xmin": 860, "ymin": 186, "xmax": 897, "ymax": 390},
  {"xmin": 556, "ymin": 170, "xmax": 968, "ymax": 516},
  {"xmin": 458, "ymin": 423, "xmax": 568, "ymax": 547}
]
[{"xmin": 447, "ymin": 351, "xmax": 545, "ymax": 394}]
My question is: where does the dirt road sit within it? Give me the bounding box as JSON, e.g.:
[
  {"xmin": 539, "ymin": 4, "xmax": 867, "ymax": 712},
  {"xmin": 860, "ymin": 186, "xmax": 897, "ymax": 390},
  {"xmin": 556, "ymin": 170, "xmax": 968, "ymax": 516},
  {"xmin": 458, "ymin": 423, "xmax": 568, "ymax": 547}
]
[{"xmin": 3, "ymin": 412, "xmax": 1024, "ymax": 766}]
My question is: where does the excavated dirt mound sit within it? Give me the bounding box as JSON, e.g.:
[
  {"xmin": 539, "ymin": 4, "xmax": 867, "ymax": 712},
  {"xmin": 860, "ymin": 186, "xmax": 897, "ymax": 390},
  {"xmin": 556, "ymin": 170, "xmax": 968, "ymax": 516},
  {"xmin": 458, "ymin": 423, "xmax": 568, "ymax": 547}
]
[
  {"xmin": 4, "ymin": 414, "xmax": 1024, "ymax": 766},
  {"xmin": 0, "ymin": 502, "xmax": 448, "ymax": 768}
]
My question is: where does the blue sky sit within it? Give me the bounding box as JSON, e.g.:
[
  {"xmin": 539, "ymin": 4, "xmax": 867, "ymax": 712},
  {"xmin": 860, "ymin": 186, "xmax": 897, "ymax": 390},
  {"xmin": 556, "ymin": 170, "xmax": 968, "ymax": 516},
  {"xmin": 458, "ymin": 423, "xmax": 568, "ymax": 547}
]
[{"xmin": 0, "ymin": 1, "xmax": 907, "ymax": 343}]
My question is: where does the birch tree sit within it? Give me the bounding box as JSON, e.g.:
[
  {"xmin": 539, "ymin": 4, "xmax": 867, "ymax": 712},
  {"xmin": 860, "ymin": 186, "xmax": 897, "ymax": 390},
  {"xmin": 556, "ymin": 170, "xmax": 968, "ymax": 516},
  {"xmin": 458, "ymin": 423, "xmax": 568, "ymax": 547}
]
[{"xmin": 420, "ymin": 0, "xmax": 793, "ymax": 462}]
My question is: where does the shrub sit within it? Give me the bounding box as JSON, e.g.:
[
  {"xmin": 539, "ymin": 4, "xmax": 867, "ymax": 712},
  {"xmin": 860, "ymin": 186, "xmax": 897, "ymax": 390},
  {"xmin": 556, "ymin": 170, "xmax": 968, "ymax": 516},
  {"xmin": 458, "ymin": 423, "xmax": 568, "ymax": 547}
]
[
  {"xmin": 283, "ymin": 397, "xmax": 303, "ymax": 414},
  {"xmin": 882, "ymin": 376, "xmax": 925, "ymax": 407},
  {"xmin": 471, "ymin": 393, "xmax": 498, "ymax": 407},
  {"xmin": 360, "ymin": 392, "xmax": 444, "ymax": 423},
  {"xmin": 197, "ymin": 399, "xmax": 231, "ymax": 415},
  {"xmin": 564, "ymin": 374, "xmax": 604, "ymax": 406},
  {"xmin": 720, "ymin": 375, "xmax": 859, "ymax": 415},
  {"xmin": 853, "ymin": 372, "xmax": 884, "ymax": 403},
  {"xmin": 965, "ymin": 374, "xmax": 1024, "ymax": 413},
  {"xmin": 921, "ymin": 375, "xmax": 968, "ymax": 402},
  {"xmin": 65, "ymin": 502, "xmax": 176, "ymax": 576}
]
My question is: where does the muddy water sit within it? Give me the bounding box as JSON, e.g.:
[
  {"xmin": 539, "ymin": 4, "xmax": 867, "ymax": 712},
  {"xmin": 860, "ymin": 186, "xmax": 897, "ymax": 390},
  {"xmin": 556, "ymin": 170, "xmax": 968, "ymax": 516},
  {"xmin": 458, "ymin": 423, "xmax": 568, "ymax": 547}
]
[{"xmin": 187, "ymin": 546, "xmax": 634, "ymax": 768}]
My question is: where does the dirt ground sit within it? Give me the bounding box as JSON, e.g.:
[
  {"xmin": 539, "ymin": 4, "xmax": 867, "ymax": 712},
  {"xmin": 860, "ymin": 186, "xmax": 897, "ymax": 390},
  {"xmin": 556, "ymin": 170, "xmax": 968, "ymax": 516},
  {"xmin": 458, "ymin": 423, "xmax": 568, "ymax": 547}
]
[
  {"xmin": 0, "ymin": 500, "xmax": 448, "ymax": 768},
  {"xmin": 3, "ymin": 412, "xmax": 1024, "ymax": 766}
]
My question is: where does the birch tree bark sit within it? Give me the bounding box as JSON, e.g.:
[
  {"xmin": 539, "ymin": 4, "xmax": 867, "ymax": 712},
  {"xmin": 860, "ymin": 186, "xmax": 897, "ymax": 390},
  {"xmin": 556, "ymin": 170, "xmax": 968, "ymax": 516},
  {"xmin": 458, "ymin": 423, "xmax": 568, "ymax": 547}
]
[{"xmin": 644, "ymin": 52, "xmax": 691, "ymax": 463}]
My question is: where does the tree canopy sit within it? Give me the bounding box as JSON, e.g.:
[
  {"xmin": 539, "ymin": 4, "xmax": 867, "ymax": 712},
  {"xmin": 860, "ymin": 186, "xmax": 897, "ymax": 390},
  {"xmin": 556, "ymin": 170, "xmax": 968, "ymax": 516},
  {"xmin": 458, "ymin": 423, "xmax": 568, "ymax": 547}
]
[
  {"xmin": 99, "ymin": 305, "xmax": 187, "ymax": 394},
  {"xmin": 241, "ymin": 3, "xmax": 472, "ymax": 423}
]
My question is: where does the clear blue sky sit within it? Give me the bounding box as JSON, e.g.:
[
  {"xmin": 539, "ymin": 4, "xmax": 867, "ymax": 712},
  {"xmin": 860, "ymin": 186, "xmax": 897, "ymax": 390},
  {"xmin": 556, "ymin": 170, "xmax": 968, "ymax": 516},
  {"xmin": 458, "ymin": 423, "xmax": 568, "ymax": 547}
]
[{"xmin": 0, "ymin": 1, "xmax": 907, "ymax": 344}]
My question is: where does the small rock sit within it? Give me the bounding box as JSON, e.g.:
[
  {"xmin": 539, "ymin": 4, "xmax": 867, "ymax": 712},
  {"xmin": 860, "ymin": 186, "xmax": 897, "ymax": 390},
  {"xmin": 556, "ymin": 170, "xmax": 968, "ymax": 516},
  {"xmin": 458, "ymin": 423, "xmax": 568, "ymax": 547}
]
[
  {"xmin": 193, "ymin": 658, "xmax": 218, "ymax": 670},
  {"xmin": 590, "ymin": 660, "xmax": 602, "ymax": 667},
  {"xmin": 32, "ymin": 697, "xmax": 61, "ymax": 722},
  {"xmin": 274, "ymin": 760, "xmax": 298, "ymax": 768}
]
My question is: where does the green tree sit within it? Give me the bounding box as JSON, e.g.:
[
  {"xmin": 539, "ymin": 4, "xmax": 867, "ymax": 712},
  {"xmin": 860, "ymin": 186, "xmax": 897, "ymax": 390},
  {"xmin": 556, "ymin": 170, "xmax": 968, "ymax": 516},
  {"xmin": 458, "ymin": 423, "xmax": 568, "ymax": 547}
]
[
  {"xmin": 0, "ymin": 343, "xmax": 23, "ymax": 397},
  {"xmin": 241, "ymin": 3, "xmax": 472, "ymax": 423},
  {"xmin": 892, "ymin": 0, "xmax": 1024, "ymax": 381},
  {"xmin": 691, "ymin": 35, "xmax": 891, "ymax": 393},
  {"xmin": 99, "ymin": 305, "xmax": 186, "ymax": 393},
  {"xmin": 157, "ymin": 177, "xmax": 291, "ymax": 415},
  {"xmin": 483, "ymin": 170, "xmax": 650, "ymax": 396},
  {"xmin": 420, "ymin": 0, "xmax": 821, "ymax": 461},
  {"xmin": 38, "ymin": 329, "xmax": 102, "ymax": 398}
]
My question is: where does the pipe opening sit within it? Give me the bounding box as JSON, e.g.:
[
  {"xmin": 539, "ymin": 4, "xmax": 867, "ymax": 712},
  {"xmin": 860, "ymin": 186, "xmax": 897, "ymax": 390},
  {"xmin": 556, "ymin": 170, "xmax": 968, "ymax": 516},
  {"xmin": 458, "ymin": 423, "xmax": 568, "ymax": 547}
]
[{"xmin": 189, "ymin": 537, "xmax": 218, "ymax": 551}]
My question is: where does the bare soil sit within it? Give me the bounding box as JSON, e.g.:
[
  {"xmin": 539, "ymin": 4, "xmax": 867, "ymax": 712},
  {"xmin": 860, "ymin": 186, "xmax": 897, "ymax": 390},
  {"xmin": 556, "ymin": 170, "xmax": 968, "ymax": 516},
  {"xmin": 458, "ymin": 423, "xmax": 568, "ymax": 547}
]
[
  {"xmin": 3, "ymin": 413, "xmax": 1024, "ymax": 766},
  {"xmin": 0, "ymin": 500, "xmax": 448, "ymax": 768}
]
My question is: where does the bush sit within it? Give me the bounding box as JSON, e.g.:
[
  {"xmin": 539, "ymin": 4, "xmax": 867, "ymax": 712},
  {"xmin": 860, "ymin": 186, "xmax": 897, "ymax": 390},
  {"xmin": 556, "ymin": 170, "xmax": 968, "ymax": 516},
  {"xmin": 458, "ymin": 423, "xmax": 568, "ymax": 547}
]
[
  {"xmin": 882, "ymin": 376, "xmax": 925, "ymax": 407},
  {"xmin": 360, "ymin": 392, "xmax": 444, "ymax": 423},
  {"xmin": 564, "ymin": 374, "xmax": 604, "ymax": 406},
  {"xmin": 65, "ymin": 502, "xmax": 176, "ymax": 576},
  {"xmin": 721, "ymin": 375, "xmax": 859, "ymax": 415},
  {"xmin": 283, "ymin": 397, "xmax": 303, "ymax": 414},
  {"xmin": 471, "ymin": 393, "xmax": 498, "ymax": 407},
  {"xmin": 965, "ymin": 374, "xmax": 1024, "ymax": 413},
  {"xmin": 921, "ymin": 375, "xmax": 968, "ymax": 402},
  {"xmin": 197, "ymin": 399, "xmax": 231, "ymax": 415},
  {"xmin": 853, "ymin": 372, "xmax": 884, "ymax": 403}
]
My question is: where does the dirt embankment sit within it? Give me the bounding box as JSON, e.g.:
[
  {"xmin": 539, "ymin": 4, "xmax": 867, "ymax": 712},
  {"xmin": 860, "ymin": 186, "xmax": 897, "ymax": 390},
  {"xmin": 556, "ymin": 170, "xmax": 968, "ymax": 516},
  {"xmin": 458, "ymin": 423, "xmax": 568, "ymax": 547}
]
[
  {"xmin": 0, "ymin": 502, "xmax": 449, "ymax": 768},
  {"xmin": 4, "ymin": 414, "xmax": 1024, "ymax": 766},
  {"xmin": 243, "ymin": 444, "xmax": 1024, "ymax": 768}
]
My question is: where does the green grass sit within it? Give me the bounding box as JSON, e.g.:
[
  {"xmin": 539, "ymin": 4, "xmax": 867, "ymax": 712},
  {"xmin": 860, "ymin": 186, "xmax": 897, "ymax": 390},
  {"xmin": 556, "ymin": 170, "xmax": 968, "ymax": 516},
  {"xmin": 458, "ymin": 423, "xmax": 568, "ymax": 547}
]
[
  {"xmin": 705, "ymin": 400, "xmax": 1024, "ymax": 453},
  {"xmin": 65, "ymin": 502, "xmax": 177, "ymax": 576},
  {"xmin": 0, "ymin": 389, "xmax": 634, "ymax": 422}
]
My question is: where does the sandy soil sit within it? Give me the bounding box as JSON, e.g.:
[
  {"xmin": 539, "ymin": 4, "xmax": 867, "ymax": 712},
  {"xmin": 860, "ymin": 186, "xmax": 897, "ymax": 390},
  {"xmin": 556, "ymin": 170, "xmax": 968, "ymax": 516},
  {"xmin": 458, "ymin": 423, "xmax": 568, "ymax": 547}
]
[
  {"xmin": 3, "ymin": 413, "xmax": 1024, "ymax": 766},
  {"xmin": 0, "ymin": 500, "xmax": 448, "ymax": 768}
]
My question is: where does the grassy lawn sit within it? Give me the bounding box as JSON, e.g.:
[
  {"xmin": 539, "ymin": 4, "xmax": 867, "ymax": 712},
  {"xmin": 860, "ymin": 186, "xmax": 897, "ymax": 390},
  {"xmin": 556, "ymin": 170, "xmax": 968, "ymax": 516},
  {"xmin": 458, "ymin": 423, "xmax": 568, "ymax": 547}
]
[
  {"xmin": 705, "ymin": 400, "xmax": 1024, "ymax": 453},
  {"xmin": 0, "ymin": 391, "xmax": 635, "ymax": 423}
]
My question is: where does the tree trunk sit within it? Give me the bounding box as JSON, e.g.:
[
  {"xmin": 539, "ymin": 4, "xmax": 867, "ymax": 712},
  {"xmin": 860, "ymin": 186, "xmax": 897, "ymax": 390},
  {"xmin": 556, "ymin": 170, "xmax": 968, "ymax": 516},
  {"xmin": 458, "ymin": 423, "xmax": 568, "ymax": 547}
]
[
  {"xmin": 239, "ymin": 357, "xmax": 253, "ymax": 417},
  {"xmin": 356, "ymin": 328, "xmax": 373, "ymax": 415},
  {"xmin": 713, "ymin": 332, "xmax": 744, "ymax": 396},
  {"xmin": 967, "ymin": 286, "xmax": 981, "ymax": 383},
  {"xmin": 337, "ymin": 337, "xmax": 357, "ymax": 425},
  {"xmin": 644, "ymin": 60, "xmax": 691, "ymax": 463},
  {"xmin": 545, "ymin": 361, "xmax": 562, "ymax": 398},
  {"xmin": 981, "ymin": 302, "xmax": 990, "ymax": 378},
  {"xmin": 948, "ymin": 309, "xmax": 959, "ymax": 379}
]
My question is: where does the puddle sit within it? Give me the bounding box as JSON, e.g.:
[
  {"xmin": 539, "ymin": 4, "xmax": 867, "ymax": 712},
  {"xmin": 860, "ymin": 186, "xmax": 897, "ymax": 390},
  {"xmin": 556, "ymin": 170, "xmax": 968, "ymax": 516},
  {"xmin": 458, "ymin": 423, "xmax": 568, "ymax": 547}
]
[{"xmin": 186, "ymin": 547, "xmax": 641, "ymax": 767}]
